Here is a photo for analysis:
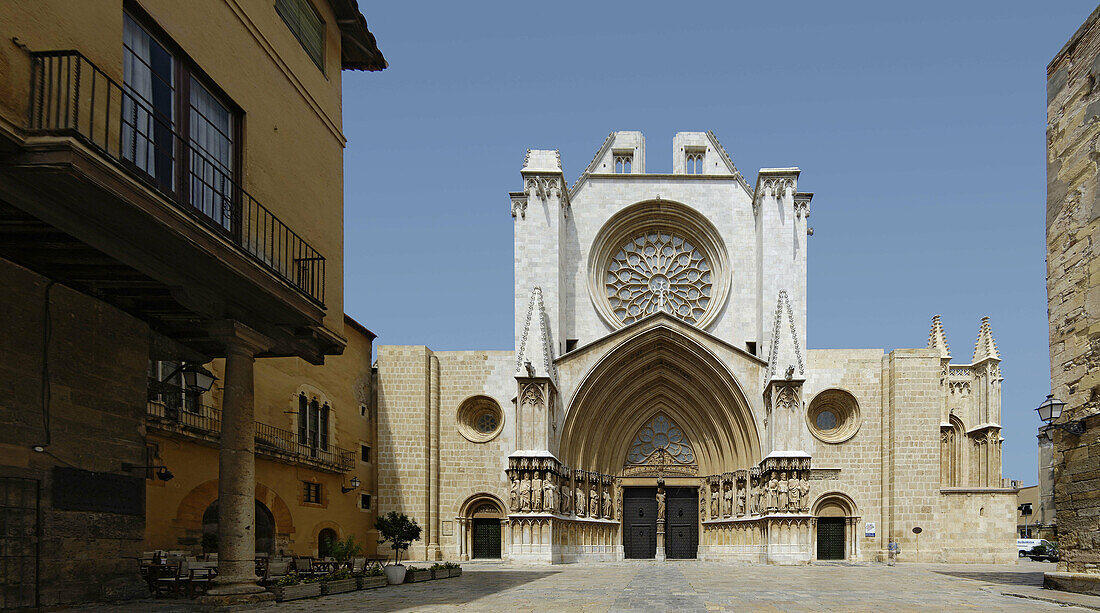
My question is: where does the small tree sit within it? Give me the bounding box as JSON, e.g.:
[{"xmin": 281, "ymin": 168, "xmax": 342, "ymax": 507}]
[{"xmin": 374, "ymin": 511, "xmax": 421, "ymax": 565}]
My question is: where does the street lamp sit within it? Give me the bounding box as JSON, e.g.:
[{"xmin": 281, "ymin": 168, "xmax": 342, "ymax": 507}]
[
  {"xmin": 342, "ymin": 476, "xmax": 361, "ymax": 494},
  {"xmin": 171, "ymin": 363, "xmax": 217, "ymax": 393},
  {"xmin": 1036, "ymin": 394, "xmax": 1086, "ymax": 435}
]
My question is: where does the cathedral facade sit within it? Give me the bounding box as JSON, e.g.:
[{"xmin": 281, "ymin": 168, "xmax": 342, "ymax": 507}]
[{"xmin": 374, "ymin": 131, "xmax": 1017, "ymax": 564}]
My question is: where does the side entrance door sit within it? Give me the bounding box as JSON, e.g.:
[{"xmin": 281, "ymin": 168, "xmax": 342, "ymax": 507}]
[
  {"xmin": 623, "ymin": 487, "xmax": 657, "ymax": 559},
  {"xmin": 817, "ymin": 517, "xmax": 846, "ymax": 560},
  {"xmin": 472, "ymin": 518, "xmax": 501, "ymax": 559},
  {"xmin": 665, "ymin": 487, "xmax": 698, "ymax": 559}
]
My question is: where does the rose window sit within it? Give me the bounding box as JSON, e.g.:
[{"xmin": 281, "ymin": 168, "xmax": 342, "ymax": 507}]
[
  {"xmin": 606, "ymin": 232, "xmax": 712, "ymax": 325},
  {"xmin": 626, "ymin": 414, "xmax": 695, "ymax": 465}
]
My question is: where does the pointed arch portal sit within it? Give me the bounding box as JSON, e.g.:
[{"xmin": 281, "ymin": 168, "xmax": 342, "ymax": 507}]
[{"xmin": 559, "ymin": 321, "xmax": 761, "ymax": 476}]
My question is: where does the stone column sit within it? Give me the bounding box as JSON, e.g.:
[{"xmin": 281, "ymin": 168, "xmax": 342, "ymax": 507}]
[
  {"xmin": 202, "ymin": 322, "xmax": 272, "ymax": 604},
  {"xmin": 427, "ymin": 355, "xmax": 442, "ymax": 560},
  {"xmin": 456, "ymin": 518, "xmax": 466, "ymax": 560}
]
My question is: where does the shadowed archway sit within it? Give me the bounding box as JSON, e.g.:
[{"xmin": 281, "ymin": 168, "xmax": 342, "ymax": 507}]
[{"xmin": 559, "ymin": 320, "xmax": 761, "ymax": 475}]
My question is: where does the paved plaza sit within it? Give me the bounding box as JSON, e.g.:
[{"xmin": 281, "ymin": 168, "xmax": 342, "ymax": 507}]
[{"xmin": 66, "ymin": 560, "xmax": 1100, "ymax": 612}]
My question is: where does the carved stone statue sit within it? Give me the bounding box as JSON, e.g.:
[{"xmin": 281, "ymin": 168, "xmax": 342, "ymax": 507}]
[
  {"xmin": 589, "ymin": 482, "xmax": 599, "ymax": 518},
  {"xmin": 777, "ymin": 472, "xmax": 789, "ymax": 512},
  {"xmin": 544, "ymin": 474, "xmax": 556, "ymax": 513},
  {"xmin": 737, "ymin": 485, "xmax": 746, "ymax": 516},
  {"xmin": 710, "ymin": 484, "xmax": 720, "ymax": 518},
  {"xmin": 765, "ymin": 475, "xmax": 778, "ymax": 511},
  {"xmin": 787, "ymin": 472, "xmax": 800, "ymax": 512},
  {"xmin": 532, "ymin": 473, "xmax": 543, "ymax": 512},
  {"xmin": 700, "ymin": 488, "xmax": 708, "ymax": 521},
  {"xmin": 800, "ymin": 475, "xmax": 810, "ymax": 512},
  {"xmin": 723, "ymin": 483, "xmax": 733, "ymax": 518},
  {"xmin": 509, "ymin": 479, "xmax": 519, "ymax": 512},
  {"xmin": 575, "ymin": 484, "xmax": 586, "ymax": 516},
  {"xmin": 603, "ymin": 486, "xmax": 613, "ymax": 519},
  {"xmin": 656, "ymin": 488, "xmax": 666, "ymax": 521},
  {"xmin": 561, "ymin": 483, "xmax": 571, "ymax": 514},
  {"xmin": 519, "ymin": 475, "xmax": 532, "ymax": 512},
  {"xmin": 616, "ymin": 487, "xmax": 623, "ymax": 520}
]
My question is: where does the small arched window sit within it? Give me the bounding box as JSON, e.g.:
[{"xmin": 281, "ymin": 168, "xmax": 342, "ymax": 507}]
[{"xmin": 298, "ymin": 393, "xmax": 330, "ymax": 452}]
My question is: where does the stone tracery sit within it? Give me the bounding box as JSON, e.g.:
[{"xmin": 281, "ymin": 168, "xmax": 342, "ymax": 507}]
[
  {"xmin": 626, "ymin": 414, "xmax": 696, "ymax": 466},
  {"xmin": 605, "ymin": 232, "xmax": 712, "ymax": 325}
]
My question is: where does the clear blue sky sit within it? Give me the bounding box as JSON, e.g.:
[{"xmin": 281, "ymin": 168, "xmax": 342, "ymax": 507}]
[{"xmin": 342, "ymin": 1, "xmax": 1098, "ymax": 485}]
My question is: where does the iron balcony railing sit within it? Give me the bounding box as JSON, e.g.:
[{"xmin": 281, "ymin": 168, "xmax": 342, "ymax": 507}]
[
  {"xmin": 254, "ymin": 421, "xmax": 355, "ymax": 472},
  {"xmin": 147, "ymin": 393, "xmax": 354, "ymax": 472},
  {"xmin": 147, "ymin": 395, "xmax": 221, "ymax": 435},
  {"xmin": 27, "ymin": 50, "xmax": 326, "ymax": 306}
]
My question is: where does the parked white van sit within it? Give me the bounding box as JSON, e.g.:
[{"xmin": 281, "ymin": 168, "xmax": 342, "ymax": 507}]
[{"xmin": 1016, "ymin": 539, "xmax": 1057, "ymax": 560}]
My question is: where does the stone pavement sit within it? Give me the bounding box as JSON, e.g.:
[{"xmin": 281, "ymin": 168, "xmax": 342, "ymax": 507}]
[{"xmin": 64, "ymin": 560, "xmax": 1100, "ymax": 612}]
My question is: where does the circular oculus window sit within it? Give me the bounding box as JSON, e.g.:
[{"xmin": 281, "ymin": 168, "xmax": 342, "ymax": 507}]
[
  {"xmin": 457, "ymin": 396, "xmax": 504, "ymax": 443},
  {"xmin": 807, "ymin": 389, "xmax": 860, "ymax": 444},
  {"xmin": 589, "ymin": 200, "xmax": 730, "ymax": 330}
]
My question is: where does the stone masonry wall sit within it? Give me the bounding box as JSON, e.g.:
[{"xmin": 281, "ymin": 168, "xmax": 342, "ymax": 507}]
[
  {"xmin": 805, "ymin": 349, "xmax": 885, "ymax": 558},
  {"xmin": 0, "ymin": 258, "xmax": 148, "ymax": 607},
  {"xmin": 884, "ymin": 348, "xmax": 944, "ymax": 561},
  {"xmin": 1047, "ymin": 5, "xmax": 1100, "ymax": 575}
]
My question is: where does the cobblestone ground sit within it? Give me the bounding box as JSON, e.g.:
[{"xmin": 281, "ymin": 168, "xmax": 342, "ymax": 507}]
[{"xmin": 68, "ymin": 560, "xmax": 1097, "ymax": 612}]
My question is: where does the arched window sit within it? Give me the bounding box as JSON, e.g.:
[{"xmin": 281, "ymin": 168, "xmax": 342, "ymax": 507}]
[{"xmin": 298, "ymin": 393, "xmax": 330, "ymax": 454}]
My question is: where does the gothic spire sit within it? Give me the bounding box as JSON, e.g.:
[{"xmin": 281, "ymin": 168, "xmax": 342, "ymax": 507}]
[
  {"xmin": 515, "ymin": 286, "xmax": 556, "ymax": 381},
  {"xmin": 927, "ymin": 314, "xmax": 951, "ymax": 360},
  {"xmin": 971, "ymin": 316, "xmax": 1001, "ymax": 363},
  {"xmin": 764, "ymin": 289, "xmax": 805, "ymax": 384}
]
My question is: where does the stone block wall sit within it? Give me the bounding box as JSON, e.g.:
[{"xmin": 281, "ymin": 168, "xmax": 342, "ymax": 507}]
[
  {"xmin": 0, "ymin": 258, "xmax": 148, "ymax": 607},
  {"xmin": 1047, "ymin": 4, "xmax": 1100, "ymax": 576},
  {"xmin": 805, "ymin": 349, "xmax": 886, "ymax": 557},
  {"xmin": 884, "ymin": 348, "xmax": 943, "ymax": 560},
  {"xmin": 937, "ymin": 490, "xmax": 1017, "ymax": 563}
]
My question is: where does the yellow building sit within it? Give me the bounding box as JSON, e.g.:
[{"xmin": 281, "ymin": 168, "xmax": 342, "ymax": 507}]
[
  {"xmin": 0, "ymin": 0, "xmax": 383, "ymax": 607},
  {"xmin": 145, "ymin": 315, "xmax": 378, "ymax": 558}
]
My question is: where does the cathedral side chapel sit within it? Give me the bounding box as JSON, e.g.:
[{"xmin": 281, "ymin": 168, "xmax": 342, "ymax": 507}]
[{"xmin": 374, "ymin": 131, "xmax": 1017, "ymax": 564}]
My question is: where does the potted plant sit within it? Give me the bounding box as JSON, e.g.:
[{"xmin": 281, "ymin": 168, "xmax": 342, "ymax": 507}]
[
  {"xmin": 375, "ymin": 511, "xmax": 422, "ymax": 585},
  {"xmin": 357, "ymin": 564, "xmax": 387, "ymax": 590},
  {"xmin": 404, "ymin": 565, "xmax": 432, "ymax": 582},
  {"xmin": 321, "ymin": 568, "xmax": 357, "ymax": 595},
  {"xmin": 429, "ymin": 562, "xmax": 445, "ymax": 579},
  {"xmin": 269, "ymin": 572, "xmax": 321, "ymax": 602},
  {"xmin": 443, "ymin": 561, "xmax": 462, "ymax": 578}
]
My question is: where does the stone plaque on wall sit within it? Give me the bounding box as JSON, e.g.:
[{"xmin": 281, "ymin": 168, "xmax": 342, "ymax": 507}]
[{"xmin": 442, "ymin": 520, "xmax": 453, "ymax": 536}]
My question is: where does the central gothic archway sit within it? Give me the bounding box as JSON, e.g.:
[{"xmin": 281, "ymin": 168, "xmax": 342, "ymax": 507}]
[{"xmin": 558, "ymin": 320, "xmax": 761, "ymax": 476}]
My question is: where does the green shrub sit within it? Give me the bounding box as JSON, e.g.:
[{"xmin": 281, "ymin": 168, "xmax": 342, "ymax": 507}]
[
  {"xmin": 405, "ymin": 565, "xmax": 421, "ymax": 572},
  {"xmin": 276, "ymin": 572, "xmax": 301, "ymax": 586},
  {"xmin": 430, "ymin": 562, "xmax": 445, "ymax": 570},
  {"xmin": 325, "ymin": 569, "xmax": 353, "ymax": 581},
  {"xmin": 366, "ymin": 565, "xmax": 385, "ymax": 577}
]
